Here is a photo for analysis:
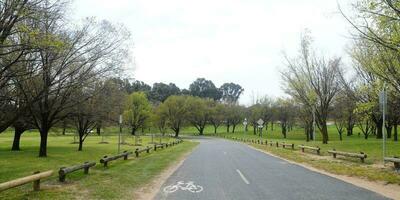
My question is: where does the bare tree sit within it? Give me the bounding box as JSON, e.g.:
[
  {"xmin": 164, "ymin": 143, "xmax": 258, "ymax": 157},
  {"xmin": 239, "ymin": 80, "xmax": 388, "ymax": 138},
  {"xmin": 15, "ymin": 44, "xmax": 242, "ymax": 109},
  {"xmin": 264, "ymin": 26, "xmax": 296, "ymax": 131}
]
[
  {"xmin": 15, "ymin": 1, "xmax": 131, "ymax": 156},
  {"xmin": 282, "ymin": 32, "xmax": 343, "ymax": 144}
]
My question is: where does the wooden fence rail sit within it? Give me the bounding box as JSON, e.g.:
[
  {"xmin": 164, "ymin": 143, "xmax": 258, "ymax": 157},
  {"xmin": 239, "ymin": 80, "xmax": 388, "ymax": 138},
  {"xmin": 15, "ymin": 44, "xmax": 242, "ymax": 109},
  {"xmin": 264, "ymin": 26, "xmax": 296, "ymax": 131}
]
[
  {"xmin": 384, "ymin": 157, "xmax": 400, "ymax": 170},
  {"xmin": 100, "ymin": 151, "xmax": 132, "ymax": 167},
  {"xmin": 328, "ymin": 149, "xmax": 367, "ymax": 163},
  {"xmin": 135, "ymin": 146, "xmax": 151, "ymax": 157},
  {"xmin": 0, "ymin": 170, "xmax": 53, "ymax": 192},
  {"xmin": 58, "ymin": 162, "xmax": 96, "ymax": 182},
  {"xmin": 280, "ymin": 143, "xmax": 295, "ymax": 150},
  {"xmin": 298, "ymin": 145, "xmax": 321, "ymax": 155}
]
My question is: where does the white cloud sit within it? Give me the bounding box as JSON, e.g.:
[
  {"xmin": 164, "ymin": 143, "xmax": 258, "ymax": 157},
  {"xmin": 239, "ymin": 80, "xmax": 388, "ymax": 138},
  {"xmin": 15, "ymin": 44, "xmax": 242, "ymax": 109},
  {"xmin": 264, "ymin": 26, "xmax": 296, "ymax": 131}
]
[{"xmin": 72, "ymin": 0, "xmax": 354, "ymax": 105}]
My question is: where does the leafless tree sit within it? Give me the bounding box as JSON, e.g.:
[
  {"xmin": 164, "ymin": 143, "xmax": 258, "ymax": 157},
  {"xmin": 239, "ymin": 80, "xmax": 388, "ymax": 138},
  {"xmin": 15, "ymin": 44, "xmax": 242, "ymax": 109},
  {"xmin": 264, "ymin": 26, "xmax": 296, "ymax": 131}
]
[{"xmin": 282, "ymin": 32, "xmax": 343, "ymax": 144}]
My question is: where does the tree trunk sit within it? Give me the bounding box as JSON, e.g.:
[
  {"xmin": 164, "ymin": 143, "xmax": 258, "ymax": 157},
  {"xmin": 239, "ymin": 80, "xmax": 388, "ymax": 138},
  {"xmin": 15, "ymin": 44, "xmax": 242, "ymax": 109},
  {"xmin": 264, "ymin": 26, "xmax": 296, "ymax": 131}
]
[
  {"xmin": 11, "ymin": 127, "xmax": 25, "ymax": 151},
  {"xmin": 339, "ymin": 132, "xmax": 342, "ymax": 141},
  {"xmin": 271, "ymin": 122, "xmax": 274, "ymax": 131},
  {"xmin": 375, "ymin": 118, "xmax": 383, "ymax": 139},
  {"xmin": 386, "ymin": 125, "xmax": 392, "ymax": 139},
  {"xmin": 226, "ymin": 124, "xmax": 230, "ymax": 133},
  {"xmin": 96, "ymin": 126, "xmax": 101, "ymax": 135},
  {"xmin": 232, "ymin": 125, "xmax": 236, "ymax": 133},
  {"xmin": 39, "ymin": 130, "xmax": 49, "ymax": 157},
  {"xmin": 282, "ymin": 124, "xmax": 287, "ymax": 138},
  {"xmin": 174, "ymin": 127, "xmax": 179, "ymax": 137},
  {"xmin": 346, "ymin": 116, "xmax": 353, "ymax": 136},
  {"xmin": 305, "ymin": 125, "xmax": 309, "ymax": 142},
  {"xmin": 213, "ymin": 125, "xmax": 217, "ymax": 134},
  {"xmin": 321, "ymin": 123, "xmax": 329, "ymax": 144},
  {"xmin": 394, "ymin": 124, "xmax": 398, "ymax": 142},
  {"xmin": 253, "ymin": 126, "xmax": 256, "ymax": 135},
  {"xmin": 78, "ymin": 134, "xmax": 83, "ymax": 151},
  {"xmin": 62, "ymin": 124, "xmax": 66, "ymax": 135},
  {"xmin": 131, "ymin": 128, "xmax": 136, "ymax": 135},
  {"xmin": 199, "ymin": 127, "xmax": 204, "ymax": 135}
]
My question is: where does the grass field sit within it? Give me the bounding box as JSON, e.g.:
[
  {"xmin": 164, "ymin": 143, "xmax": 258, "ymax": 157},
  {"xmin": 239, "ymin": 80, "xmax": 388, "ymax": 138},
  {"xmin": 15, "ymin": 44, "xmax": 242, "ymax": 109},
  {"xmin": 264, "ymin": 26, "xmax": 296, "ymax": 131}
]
[{"xmin": 0, "ymin": 130, "xmax": 198, "ymax": 199}]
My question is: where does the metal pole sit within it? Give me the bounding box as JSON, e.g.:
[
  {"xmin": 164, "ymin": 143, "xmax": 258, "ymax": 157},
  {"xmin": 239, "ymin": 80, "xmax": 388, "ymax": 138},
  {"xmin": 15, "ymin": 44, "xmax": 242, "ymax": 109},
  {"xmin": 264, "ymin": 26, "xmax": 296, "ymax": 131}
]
[
  {"xmin": 118, "ymin": 114, "xmax": 122, "ymax": 153},
  {"xmin": 382, "ymin": 82, "xmax": 386, "ymax": 163},
  {"xmin": 118, "ymin": 125, "xmax": 121, "ymax": 153},
  {"xmin": 313, "ymin": 106, "xmax": 316, "ymax": 142}
]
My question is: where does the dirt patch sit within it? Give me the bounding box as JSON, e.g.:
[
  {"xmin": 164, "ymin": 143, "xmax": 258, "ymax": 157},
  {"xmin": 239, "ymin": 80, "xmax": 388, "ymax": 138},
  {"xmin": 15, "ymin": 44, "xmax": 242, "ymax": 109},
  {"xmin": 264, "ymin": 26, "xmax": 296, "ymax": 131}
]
[
  {"xmin": 247, "ymin": 144, "xmax": 400, "ymax": 200},
  {"xmin": 133, "ymin": 145, "xmax": 197, "ymax": 200}
]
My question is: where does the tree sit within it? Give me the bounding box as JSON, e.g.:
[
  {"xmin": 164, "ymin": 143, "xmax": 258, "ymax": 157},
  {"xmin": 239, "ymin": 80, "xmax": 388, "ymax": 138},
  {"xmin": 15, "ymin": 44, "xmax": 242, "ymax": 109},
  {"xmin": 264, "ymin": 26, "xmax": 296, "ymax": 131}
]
[
  {"xmin": 276, "ymin": 98, "xmax": 294, "ymax": 139},
  {"xmin": 332, "ymin": 94, "xmax": 349, "ymax": 141},
  {"xmin": 71, "ymin": 85, "xmax": 102, "ymax": 151},
  {"xmin": 219, "ymin": 83, "xmax": 244, "ymax": 104},
  {"xmin": 227, "ymin": 104, "xmax": 244, "ymax": 133},
  {"xmin": 123, "ymin": 92, "xmax": 152, "ymax": 135},
  {"xmin": 0, "ymin": 0, "xmax": 48, "ymax": 133},
  {"xmin": 282, "ymin": 32, "xmax": 343, "ymax": 144},
  {"xmin": 131, "ymin": 80, "xmax": 151, "ymax": 94},
  {"xmin": 158, "ymin": 95, "xmax": 188, "ymax": 137},
  {"xmin": 17, "ymin": 3, "xmax": 131, "ymax": 157},
  {"xmin": 150, "ymin": 82, "xmax": 180, "ymax": 103},
  {"xmin": 185, "ymin": 96, "xmax": 211, "ymax": 135},
  {"xmin": 208, "ymin": 101, "xmax": 225, "ymax": 134},
  {"xmin": 248, "ymin": 104, "xmax": 263, "ymax": 135},
  {"xmin": 11, "ymin": 115, "xmax": 33, "ymax": 151},
  {"xmin": 189, "ymin": 78, "xmax": 221, "ymax": 101},
  {"xmin": 153, "ymin": 105, "xmax": 168, "ymax": 135},
  {"xmin": 93, "ymin": 79, "xmax": 126, "ymax": 135}
]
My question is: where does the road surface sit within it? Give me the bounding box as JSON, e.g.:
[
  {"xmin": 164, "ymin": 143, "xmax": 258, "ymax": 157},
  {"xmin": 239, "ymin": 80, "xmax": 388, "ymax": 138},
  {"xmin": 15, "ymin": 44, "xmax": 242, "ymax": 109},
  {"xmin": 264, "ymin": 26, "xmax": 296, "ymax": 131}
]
[{"xmin": 154, "ymin": 137, "xmax": 389, "ymax": 200}]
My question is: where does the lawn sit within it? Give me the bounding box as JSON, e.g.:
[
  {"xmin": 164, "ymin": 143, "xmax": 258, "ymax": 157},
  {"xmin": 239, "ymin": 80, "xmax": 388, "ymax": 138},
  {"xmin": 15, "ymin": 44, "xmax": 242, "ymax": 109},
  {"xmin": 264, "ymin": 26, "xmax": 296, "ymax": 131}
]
[{"xmin": 0, "ymin": 129, "xmax": 198, "ymax": 199}]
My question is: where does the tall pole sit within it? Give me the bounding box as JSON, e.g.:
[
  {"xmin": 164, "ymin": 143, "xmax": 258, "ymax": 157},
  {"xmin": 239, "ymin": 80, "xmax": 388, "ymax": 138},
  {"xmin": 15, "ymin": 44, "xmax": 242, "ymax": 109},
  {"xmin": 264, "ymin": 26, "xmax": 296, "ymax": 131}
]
[
  {"xmin": 118, "ymin": 114, "xmax": 122, "ymax": 153},
  {"xmin": 382, "ymin": 82, "xmax": 386, "ymax": 163},
  {"xmin": 312, "ymin": 106, "xmax": 316, "ymax": 142}
]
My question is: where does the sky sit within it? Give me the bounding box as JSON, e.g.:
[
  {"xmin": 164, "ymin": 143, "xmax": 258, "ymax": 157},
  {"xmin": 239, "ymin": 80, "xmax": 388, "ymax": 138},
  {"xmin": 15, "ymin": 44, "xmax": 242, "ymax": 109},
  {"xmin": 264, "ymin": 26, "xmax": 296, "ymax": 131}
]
[{"xmin": 72, "ymin": 0, "xmax": 355, "ymax": 105}]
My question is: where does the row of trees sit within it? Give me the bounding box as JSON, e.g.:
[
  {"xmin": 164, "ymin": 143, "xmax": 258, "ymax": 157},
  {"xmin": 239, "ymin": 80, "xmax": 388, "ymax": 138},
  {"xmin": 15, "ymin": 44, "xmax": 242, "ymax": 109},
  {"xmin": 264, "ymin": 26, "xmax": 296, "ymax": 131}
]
[
  {"xmin": 123, "ymin": 92, "xmax": 299, "ymax": 141},
  {"xmin": 115, "ymin": 77, "xmax": 244, "ymax": 104},
  {"xmin": 123, "ymin": 93, "xmax": 244, "ymax": 137}
]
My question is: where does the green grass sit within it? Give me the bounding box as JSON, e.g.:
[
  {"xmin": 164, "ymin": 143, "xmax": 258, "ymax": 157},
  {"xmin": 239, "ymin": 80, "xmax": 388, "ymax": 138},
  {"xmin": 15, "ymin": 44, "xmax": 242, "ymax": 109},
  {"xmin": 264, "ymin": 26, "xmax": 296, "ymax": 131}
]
[
  {"xmin": 0, "ymin": 130, "xmax": 198, "ymax": 199},
  {"xmin": 206, "ymin": 124, "xmax": 400, "ymax": 163}
]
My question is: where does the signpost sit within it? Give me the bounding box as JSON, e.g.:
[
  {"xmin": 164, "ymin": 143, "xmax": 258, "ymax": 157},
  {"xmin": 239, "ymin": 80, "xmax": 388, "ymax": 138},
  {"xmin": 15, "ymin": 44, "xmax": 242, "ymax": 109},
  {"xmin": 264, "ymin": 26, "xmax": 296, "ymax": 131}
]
[
  {"xmin": 118, "ymin": 115, "xmax": 122, "ymax": 153},
  {"xmin": 312, "ymin": 107, "xmax": 316, "ymax": 142},
  {"xmin": 257, "ymin": 118, "xmax": 264, "ymax": 137},
  {"xmin": 243, "ymin": 118, "xmax": 248, "ymax": 133},
  {"xmin": 379, "ymin": 84, "xmax": 387, "ymax": 163}
]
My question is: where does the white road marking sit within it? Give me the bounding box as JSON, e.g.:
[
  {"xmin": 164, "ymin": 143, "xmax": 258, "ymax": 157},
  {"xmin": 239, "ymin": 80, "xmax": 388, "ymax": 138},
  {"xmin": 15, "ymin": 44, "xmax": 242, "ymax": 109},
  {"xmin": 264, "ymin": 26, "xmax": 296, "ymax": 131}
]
[
  {"xmin": 236, "ymin": 169, "xmax": 250, "ymax": 185},
  {"xmin": 163, "ymin": 181, "xmax": 203, "ymax": 193}
]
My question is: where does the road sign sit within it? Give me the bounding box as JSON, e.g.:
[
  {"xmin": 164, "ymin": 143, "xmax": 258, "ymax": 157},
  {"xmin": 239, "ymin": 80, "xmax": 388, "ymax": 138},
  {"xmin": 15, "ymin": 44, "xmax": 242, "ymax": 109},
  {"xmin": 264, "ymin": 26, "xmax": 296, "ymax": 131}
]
[
  {"xmin": 257, "ymin": 119, "xmax": 264, "ymax": 126},
  {"xmin": 243, "ymin": 118, "xmax": 248, "ymax": 126}
]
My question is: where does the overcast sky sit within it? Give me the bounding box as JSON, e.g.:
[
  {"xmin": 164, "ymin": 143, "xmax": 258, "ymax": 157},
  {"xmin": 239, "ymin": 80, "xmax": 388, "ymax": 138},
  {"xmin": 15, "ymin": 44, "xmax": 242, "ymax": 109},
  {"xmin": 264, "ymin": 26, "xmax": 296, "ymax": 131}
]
[{"xmin": 72, "ymin": 0, "xmax": 355, "ymax": 105}]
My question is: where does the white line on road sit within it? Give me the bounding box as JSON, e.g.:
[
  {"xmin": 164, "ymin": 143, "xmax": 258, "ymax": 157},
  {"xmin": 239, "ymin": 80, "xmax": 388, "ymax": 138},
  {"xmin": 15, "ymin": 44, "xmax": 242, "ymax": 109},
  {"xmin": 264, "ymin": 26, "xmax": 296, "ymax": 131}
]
[{"xmin": 236, "ymin": 169, "xmax": 250, "ymax": 185}]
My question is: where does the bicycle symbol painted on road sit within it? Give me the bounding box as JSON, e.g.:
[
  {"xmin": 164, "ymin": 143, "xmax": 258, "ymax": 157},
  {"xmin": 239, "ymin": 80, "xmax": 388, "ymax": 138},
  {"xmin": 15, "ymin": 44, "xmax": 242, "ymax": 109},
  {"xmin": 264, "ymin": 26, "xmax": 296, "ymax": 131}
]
[{"xmin": 163, "ymin": 181, "xmax": 203, "ymax": 194}]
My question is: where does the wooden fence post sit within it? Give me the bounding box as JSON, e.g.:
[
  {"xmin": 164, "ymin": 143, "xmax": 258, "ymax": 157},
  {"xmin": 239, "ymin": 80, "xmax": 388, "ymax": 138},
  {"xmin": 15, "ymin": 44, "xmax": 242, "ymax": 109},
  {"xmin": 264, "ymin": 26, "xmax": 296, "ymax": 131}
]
[
  {"xmin": 84, "ymin": 162, "xmax": 90, "ymax": 174},
  {"xmin": 332, "ymin": 149, "xmax": 336, "ymax": 158},
  {"xmin": 135, "ymin": 148, "xmax": 139, "ymax": 157},
  {"xmin": 33, "ymin": 171, "xmax": 40, "ymax": 191}
]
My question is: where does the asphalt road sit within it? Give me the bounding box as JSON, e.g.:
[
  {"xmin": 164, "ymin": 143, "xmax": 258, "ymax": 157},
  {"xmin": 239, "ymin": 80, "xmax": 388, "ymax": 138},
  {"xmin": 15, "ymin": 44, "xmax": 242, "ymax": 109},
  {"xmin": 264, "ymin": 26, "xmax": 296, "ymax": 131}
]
[{"xmin": 154, "ymin": 137, "xmax": 389, "ymax": 200}]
